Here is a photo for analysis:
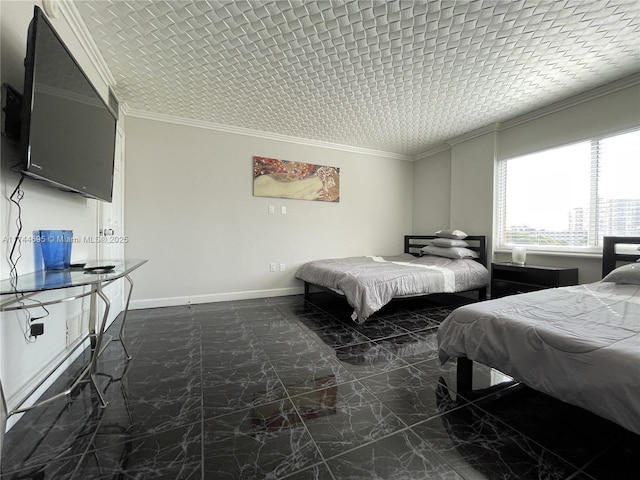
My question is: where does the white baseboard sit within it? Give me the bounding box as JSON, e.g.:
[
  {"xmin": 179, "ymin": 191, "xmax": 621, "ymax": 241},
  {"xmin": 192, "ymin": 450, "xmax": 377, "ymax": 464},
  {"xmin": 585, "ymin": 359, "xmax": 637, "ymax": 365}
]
[{"xmin": 130, "ymin": 287, "xmax": 304, "ymax": 310}]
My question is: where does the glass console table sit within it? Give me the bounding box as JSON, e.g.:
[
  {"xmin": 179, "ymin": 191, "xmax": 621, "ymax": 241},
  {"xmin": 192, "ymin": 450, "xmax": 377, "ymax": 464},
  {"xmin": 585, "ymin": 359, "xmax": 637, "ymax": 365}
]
[{"xmin": 0, "ymin": 259, "xmax": 147, "ymax": 419}]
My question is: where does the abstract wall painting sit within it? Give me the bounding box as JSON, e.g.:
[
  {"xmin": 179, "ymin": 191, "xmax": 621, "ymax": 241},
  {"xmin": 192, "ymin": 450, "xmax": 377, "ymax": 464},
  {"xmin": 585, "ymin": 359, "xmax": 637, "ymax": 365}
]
[{"xmin": 253, "ymin": 156, "xmax": 340, "ymax": 202}]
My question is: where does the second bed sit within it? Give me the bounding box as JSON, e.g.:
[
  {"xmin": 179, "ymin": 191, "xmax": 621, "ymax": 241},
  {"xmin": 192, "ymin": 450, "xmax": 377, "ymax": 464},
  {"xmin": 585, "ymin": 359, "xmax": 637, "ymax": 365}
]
[
  {"xmin": 296, "ymin": 234, "xmax": 489, "ymax": 323},
  {"xmin": 437, "ymin": 236, "xmax": 640, "ymax": 435}
]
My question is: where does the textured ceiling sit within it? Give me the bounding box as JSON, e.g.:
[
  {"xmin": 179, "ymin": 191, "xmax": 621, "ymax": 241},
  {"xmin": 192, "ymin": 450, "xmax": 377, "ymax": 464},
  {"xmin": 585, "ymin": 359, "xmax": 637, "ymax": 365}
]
[{"xmin": 74, "ymin": 0, "xmax": 640, "ymax": 157}]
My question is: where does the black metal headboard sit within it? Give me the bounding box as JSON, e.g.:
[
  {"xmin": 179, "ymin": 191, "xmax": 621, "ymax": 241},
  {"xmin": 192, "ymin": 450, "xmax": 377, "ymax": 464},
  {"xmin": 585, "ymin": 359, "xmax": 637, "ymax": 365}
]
[
  {"xmin": 404, "ymin": 235, "xmax": 488, "ymax": 267},
  {"xmin": 602, "ymin": 236, "xmax": 640, "ymax": 277}
]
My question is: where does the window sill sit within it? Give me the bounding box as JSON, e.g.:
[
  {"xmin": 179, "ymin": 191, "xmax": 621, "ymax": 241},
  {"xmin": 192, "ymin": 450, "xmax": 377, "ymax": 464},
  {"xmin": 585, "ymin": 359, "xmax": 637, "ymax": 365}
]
[{"xmin": 494, "ymin": 248, "xmax": 602, "ymax": 260}]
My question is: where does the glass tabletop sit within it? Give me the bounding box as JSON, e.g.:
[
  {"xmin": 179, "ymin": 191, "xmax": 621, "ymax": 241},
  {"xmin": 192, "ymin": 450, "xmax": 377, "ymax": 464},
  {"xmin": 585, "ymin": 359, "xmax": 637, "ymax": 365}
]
[{"xmin": 0, "ymin": 259, "xmax": 147, "ymax": 295}]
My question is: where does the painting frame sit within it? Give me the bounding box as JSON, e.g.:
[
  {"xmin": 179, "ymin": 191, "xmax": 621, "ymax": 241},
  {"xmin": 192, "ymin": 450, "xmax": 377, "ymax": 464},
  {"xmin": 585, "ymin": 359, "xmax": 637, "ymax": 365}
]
[{"xmin": 253, "ymin": 156, "xmax": 340, "ymax": 202}]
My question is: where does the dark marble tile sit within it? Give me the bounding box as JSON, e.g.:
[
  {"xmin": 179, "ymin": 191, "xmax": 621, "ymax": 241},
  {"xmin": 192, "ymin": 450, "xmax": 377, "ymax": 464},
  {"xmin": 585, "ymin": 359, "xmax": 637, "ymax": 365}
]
[
  {"xmin": 108, "ymin": 372, "xmax": 202, "ymax": 436},
  {"xmin": 472, "ymin": 386, "xmax": 639, "ymax": 479},
  {"xmin": 271, "ymin": 351, "xmax": 357, "ymax": 396},
  {"xmin": 201, "ymin": 338, "xmax": 269, "ymax": 372},
  {"xmin": 203, "ymin": 401, "xmax": 323, "ymax": 479},
  {"xmin": 359, "ymin": 365, "xmax": 466, "ymax": 427},
  {"xmin": 190, "ymin": 300, "xmax": 239, "ymax": 314},
  {"xmin": 1, "ymin": 393, "xmax": 101, "ymax": 476},
  {"xmin": 63, "ymin": 423, "xmax": 201, "ymax": 479},
  {"xmin": 290, "ymin": 380, "xmax": 405, "ymax": 460},
  {"xmin": 422, "ymin": 307, "xmax": 456, "ymax": 323},
  {"xmin": 372, "ymin": 330, "xmax": 440, "ymax": 364},
  {"xmin": 374, "ymin": 311, "xmax": 441, "ymax": 334},
  {"xmin": 266, "ymin": 294, "xmax": 307, "ymax": 305},
  {"xmin": 410, "ymin": 402, "xmax": 583, "ymax": 480},
  {"xmin": 95, "ymin": 348, "xmax": 204, "ymax": 437},
  {"xmin": 124, "ymin": 320, "xmax": 203, "ymax": 366},
  {"xmin": 584, "ymin": 431, "xmax": 640, "ymax": 480},
  {"xmin": 202, "ymin": 362, "xmax": 287, "ymax": 418},
  {"xmin": 279, "ymin": 462, "xmax": 336, "ymax": 479},
  {"xmin": 250, "ymin": 316, "xmax": 305, "ymax": 336},
  {"xmin": 332, "ymin": 340, "xmax": 410, "ymax": 376},
  {"xmin": 351, "ymin": 317, "xmax": 415, "ymax": 340},
  {"xmin": 197, "ymin": 311, "xmax": 256, "ymax": 329},
  {"xmin": 326, "ymin": 428, "xmax": 465, "ymax": 479},
  {"xmin": 309, "ymin": 324, "xmax": 370, "ymax": 349},
  {"xmin": 292, "ymin": 310, "xmax": 344, "ymax": 331},
  {"xmin": 261, "ymin": 330, "xmax": 335, "ymax": 360},
  {"xmin": 2, "ymin": 379, "xmax": 202, "ymax": 478},
  {"xmin": 228, "ymin": 298, "xmax": 287, "ymax": 316},
  {"xmin": 4, "ymin": 295, "xmax": 633, "ymax": 480},
  {"xmin": 269, "ymin": 301, "xmax": 318, "ymax": 318},
  {"xmin": 195, "ymin": 309, "xmax": 248, "ymax": 327}
]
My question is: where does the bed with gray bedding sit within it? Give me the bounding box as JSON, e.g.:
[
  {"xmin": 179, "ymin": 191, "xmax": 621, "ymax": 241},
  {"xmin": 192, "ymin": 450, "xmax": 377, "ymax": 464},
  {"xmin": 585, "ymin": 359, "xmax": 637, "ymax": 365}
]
[
  {"xmin": 296, "ymin": 235, "xmax": 489, "ymax": 324},
  {"xmin": 438, "ymin": 236, "xmax": 640, "ymax": 434}
]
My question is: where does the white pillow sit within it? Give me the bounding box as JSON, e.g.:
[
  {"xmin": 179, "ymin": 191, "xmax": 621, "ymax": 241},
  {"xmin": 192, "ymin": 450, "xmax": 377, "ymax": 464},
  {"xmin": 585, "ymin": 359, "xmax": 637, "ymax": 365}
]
[
  {"xmin": 429, "ymin": 238, "xmax": 469, "ymax": 248},
  {"xmin": 421, "ymin": 245, "xmax": 478, "ymax": 259},
  {"xmin": 602, "ymin": 263, "xmax": 640, "ymax": 285},
  {"xmin": 434, "ymin": 229, "xmax": 468, "ymax": 240}
]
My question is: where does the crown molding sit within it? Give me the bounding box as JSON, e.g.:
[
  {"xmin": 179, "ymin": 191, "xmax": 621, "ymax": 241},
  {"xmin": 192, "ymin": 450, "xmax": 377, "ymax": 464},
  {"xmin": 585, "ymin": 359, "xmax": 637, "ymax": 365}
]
[
  {"xmin": 120, "ymin": 101, "xmax": 132, "ymax": 118},
  {"xmin": 126, "ymin": 108, "xmax": 414, "ymax": 161},
  {"xmin": 446, "ymin": 123, "xmax": 500, "ymax": 147},
  {"xmin": 414, "ymin": 143, "xmax": 451, "ymax": 160},
  {"xmin": 415, "ymin": 123, "xmax": 500, "ymax": 159},
  {"xmin": 58, "ymin": 0, "xmax": 115, "ymax": 87}
]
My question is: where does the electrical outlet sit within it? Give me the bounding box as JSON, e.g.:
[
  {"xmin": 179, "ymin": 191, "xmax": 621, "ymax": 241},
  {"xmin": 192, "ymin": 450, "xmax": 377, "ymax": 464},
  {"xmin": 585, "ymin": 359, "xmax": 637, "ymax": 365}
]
[
  {"xmin": 269, "ymin": 263, "xmax": 276, "ymax": 272},
  {"xmin": 268, "ymin": 205, "xmax": 275, "ymax": 214},
  {"xmin": 279, "ymin": 263, "xmax": 286, "ymax": 272},
  {"xmin": 281, "ymin": 206, "xmax": 287, "ymax": 215}
]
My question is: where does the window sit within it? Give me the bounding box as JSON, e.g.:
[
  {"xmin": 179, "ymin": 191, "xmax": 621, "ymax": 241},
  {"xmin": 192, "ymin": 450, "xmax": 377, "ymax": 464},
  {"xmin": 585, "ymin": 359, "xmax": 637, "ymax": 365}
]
[{"xmin": 496, "ymin": 129, "xmax": 640, "ymax": 252}]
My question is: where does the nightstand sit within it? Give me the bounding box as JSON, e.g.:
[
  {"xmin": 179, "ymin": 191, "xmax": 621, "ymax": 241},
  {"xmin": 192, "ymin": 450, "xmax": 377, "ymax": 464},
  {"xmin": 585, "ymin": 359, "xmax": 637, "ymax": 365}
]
[{"xmin": 491, "ymin": 262, "xmax": 579, "ymax": 299}]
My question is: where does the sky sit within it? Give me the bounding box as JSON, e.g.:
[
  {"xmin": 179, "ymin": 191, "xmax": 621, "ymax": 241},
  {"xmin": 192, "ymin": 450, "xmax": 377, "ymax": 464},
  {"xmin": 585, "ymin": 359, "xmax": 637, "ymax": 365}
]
[{"xmin": 504, "ymin": 130, "xmax": 640, "ymax": 231}]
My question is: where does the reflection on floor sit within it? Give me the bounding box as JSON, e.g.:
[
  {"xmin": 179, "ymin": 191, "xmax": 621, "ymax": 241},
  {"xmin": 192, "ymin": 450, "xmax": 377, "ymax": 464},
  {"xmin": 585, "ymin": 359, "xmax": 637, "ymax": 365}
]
[{"xmin": 1, "ymin": 293, "xmax": 638, "ymax": 479}]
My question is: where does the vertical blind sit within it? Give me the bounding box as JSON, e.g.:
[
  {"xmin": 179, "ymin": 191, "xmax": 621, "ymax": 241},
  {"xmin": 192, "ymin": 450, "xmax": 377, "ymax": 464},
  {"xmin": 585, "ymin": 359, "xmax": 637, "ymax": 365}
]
[{"xmin": 496, "ymin": 129, "xmax": 640, "ymax": 250}]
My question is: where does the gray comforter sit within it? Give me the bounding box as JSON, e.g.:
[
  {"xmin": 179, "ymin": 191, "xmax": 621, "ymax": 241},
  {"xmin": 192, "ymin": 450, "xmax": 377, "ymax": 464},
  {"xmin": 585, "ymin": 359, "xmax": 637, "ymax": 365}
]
[
  {"xmin": 295, "ymin": 254, "xmax": 489, "ymax": 323},
  {"xmin": 438, "ymin": 281, "xmax": 640, "ymax": 434}
]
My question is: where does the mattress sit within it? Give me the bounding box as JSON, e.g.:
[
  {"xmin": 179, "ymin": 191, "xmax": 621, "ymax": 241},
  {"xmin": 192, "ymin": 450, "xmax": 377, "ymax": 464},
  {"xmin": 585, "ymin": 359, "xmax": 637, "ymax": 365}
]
[
  {"xmin": 295, "ymin": 253, "xmax": 489, "ymax": 323},
  {"xmin": 437, "ymin": 281, "xmax": 640, "ymax": 434}
]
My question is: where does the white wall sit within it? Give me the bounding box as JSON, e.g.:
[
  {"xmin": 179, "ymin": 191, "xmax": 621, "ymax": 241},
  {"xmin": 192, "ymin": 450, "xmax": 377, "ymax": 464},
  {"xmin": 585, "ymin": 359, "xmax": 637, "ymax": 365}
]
[
  {"xmin": 0, "ymin": 0, "xmax": 115, "ymax": 429},
  {"xmin": 449, "ymin": 132, "xmax": 496, "ymax": 251},
  {"xmin": 124, "ymin": 116, "xmax": 414, "ymax": 307},
  {"xmin": 412, "ymin": 149, "xmax": 451, "ymax": 234},
  {"xmin": 413, "ymin": 82, "xmax": 640, "ymax": 286}
]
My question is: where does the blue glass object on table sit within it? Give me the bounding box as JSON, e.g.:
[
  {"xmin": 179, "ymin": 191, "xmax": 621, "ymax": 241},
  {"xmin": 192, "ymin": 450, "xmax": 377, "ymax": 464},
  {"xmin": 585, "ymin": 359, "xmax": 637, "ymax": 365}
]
[{"xmin": 38, "ymin": 230, "xmax": 73, "ymax": 270}]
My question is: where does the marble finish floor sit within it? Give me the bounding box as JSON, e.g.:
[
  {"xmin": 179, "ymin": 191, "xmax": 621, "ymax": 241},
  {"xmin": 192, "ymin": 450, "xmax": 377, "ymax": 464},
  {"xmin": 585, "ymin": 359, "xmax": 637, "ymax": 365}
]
[{"xmin": 1, "ymin": 293, "xmax": 637, "ymax": 479}]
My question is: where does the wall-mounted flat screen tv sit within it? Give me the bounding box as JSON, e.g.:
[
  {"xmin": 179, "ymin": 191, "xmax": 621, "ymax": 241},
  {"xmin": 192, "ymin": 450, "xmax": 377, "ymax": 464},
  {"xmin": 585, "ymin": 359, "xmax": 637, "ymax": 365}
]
[{"xmin": 21, "ymin": 6, "xmax": 116, "ymax": 203}]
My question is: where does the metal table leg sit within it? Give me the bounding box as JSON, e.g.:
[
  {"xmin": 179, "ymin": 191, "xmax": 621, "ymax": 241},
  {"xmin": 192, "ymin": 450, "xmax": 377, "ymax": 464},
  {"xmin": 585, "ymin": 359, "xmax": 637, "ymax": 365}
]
[{"xmin": 89, "ymin": 284, "xmax": 111, "ymax": 408}]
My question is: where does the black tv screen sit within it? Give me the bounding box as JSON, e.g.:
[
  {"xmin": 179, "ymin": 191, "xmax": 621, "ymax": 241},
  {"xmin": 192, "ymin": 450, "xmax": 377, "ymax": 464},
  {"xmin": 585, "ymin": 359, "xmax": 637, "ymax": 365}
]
[{"xmin": 21, "ymin": 6, "xmax": 116, "ymax": 203}]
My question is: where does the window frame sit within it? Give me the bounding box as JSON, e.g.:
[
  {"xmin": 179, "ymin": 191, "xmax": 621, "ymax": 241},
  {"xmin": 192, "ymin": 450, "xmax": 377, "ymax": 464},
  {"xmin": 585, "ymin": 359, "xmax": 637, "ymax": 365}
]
[{"xmin": 494, "ymin": 127, "xmax": 640, "ymax": 255}]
